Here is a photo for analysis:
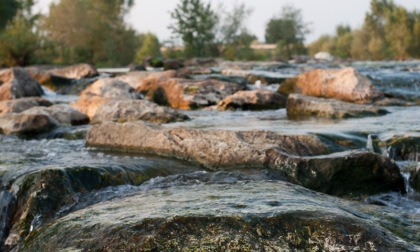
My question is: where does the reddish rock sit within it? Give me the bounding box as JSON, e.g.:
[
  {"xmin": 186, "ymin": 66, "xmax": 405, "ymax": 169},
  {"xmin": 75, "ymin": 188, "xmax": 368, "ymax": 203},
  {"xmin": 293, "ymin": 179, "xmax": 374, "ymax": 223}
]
[
  {"xmin": 278, "ymin": 67, "xmax": 383, "ymax": 104},
  {"xmin": 218, "ymin": 89, "xmax": 287, "ymax": 111},
  {"xmin": 116, "ymin": 70, "xmax": 185, "ymax": 90}
]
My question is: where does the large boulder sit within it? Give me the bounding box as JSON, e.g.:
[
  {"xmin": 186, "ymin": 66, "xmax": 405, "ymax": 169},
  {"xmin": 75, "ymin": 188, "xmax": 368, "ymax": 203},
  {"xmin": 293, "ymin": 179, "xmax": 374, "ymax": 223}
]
[
  {"xmin": 139, "ymin": 75, "xmax": 243, "ymax": 109},
  {"xmin": 0, "ymin": 105, "xmax": 89, "ymax": 137},
  {"xmin": 410, "ymin": 165, "xmax": 420, "ymax": 192},
  {"xmin": 218, "ymin": 89, "xmax": 287, "ymax": 111},
  {"xmin": 70, "ymin": 78, "xmax": 141, "ymax": 118},
  {"xmin": 116, "ymin": 70, "xmax": 185, "ymax": 90},
  {"xmin": 20, "ymin": 181, "xmax": 413, "ymax": 251},
  {"xmin": 0, "ymin": 97, "xmax": 53, "ymax": 116},
  {"xmin": 0, "ymin": 68, "xmax": 44, "ymax": 101},
  {"xmin": 46, "ymin": 63, "xmax": 98, "ymax": 79},
  {"xmin": 278, "ymin": 67, "xmax": 384, "ymax": 104},
  {"xmin": 86, "ymin": 122, "xmax": 405, "ymax": 196},
  {"xmin": 26, "ymin": 69, "xmax": 74, "ymax": 92},
  {"xmin": 91, "ymin": 99, "xmax": 189, "ymax": 124},
  {"xmin": 286, "ymin": 94, "xmax": 389, "ymax": 118},
  {"xmin": 378, "ymin": 135, "xmax": 420, "ymax": 161}
]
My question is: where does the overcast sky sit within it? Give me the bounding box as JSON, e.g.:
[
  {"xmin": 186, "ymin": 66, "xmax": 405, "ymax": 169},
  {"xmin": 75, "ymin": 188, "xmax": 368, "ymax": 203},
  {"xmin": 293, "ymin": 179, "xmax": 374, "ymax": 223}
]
[{"xmin": 35, "ymin": 0, "xmax": 420, "ymax": 44}]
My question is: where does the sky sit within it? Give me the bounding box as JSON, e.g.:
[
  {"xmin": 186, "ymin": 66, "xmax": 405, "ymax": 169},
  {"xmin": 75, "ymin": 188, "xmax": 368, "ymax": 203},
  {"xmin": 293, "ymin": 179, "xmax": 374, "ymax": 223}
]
[{"xmin": 34, "ymin": 0, "xmax": 420, "ymax": 44}]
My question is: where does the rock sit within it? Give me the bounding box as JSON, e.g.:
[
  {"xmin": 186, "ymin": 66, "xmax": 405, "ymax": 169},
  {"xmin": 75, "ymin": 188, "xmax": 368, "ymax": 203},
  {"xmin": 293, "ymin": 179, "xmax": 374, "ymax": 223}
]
[
  {"xmin": 0, "ymin": 105, "xmax": 89, "ymax": 137},
  {"xmin": 222, "ymin": 69, "xmax": 293, "ymax": 85},
  {"xmin": 374, "ymin": 97, "xmax": 417, "ymax": 106},
  {"xmin": 0, "ymin": 97, "xmax": 53, "ymax": 116},
  {"xmin": 179, "ymin": 67, "xmax": 212, "ymax": 76},
  {"xmin": 116, "ymin": 70, "xmax": 183, "ymax": 90},
  {"xmin": 163, "ymin": 58, "xmax": 184, "ymax": 70},
  {"xmin": 139, "ymin": 76, "xmax": 243, "ymax": 109},
  {"xmin": 314, "ymin": 52, "xmax": 334, "ymax": 61},
  {"xmin": 26, "ymin": 69, "xmax": 74, "ymax": 92},
  {"xmin": 185, "ymin": 57, "xmax": 217, "ymax": 67},
  {"xmin": 278, "ymin": 67, "xmax": 384, "ymax": 104},
  {"xmin": 127, "ymin": 64, "xmax": 146, "ymax": 72},
  {"xmin": 218, "ymin": 89, "xmax": 287, "ymax": 111},
  {"xmin": 409, "ymin": 165, "xmax": 420, "ymax": 192},
  {"xmin": 86, "ymin": 122, "xmax": 405, "ymax": 196},
  {"xmin": 20, "ymin": 181, "xmax": 413, "ymax": 251},
  {"xmin": 91, "ymin": 99, "xmax": 189, "ymax": 124},
  {"xmin": 286, "ymin": 94, "xmax": 389, "ymax": 118},
  {"xmin": 46, "ymin": 63, "xmax": 98, "ymax": 79},
  {"xmin": 71, "ymin": 78, "xmax": 142, "ymax": 118},
  {"xmin": 379, "ymin": 135, "xmax": 420, "ymax": 161},
  {"xmin": 0, "ymin": 68, "xmax": 44, "ymax": 101}
]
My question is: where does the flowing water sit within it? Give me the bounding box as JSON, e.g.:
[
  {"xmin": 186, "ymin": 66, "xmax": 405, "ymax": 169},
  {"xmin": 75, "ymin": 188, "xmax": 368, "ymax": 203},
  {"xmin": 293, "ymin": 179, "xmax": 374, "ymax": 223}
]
[{"xmin": 1, "ymin": 61, "xmax": 420, "ymax": 250}]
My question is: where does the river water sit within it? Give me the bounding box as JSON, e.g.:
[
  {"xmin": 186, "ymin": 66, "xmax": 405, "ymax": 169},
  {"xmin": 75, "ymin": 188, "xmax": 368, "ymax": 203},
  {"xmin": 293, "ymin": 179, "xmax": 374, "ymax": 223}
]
[{"xmin": 1, "ymin": 61, "xmax": 420, "ymax": 250}]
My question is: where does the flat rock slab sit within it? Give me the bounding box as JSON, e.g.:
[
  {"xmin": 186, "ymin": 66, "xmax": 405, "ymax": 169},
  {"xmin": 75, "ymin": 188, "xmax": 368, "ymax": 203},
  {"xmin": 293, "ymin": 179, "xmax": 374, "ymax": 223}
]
[
  {"xmin": 0, "ymin": 97, "xmax": 52, "ymax": 116},
  {"xmin": 278, "ymin": 67, "xmax": 384, "ymax": 104},
  {"xmin": 86, "ymin": 122, "xmax": 404, "ymax": 196},
  {"xmin": 0, "ymin": 68, "xmax": 44, "ymax": 101},
  {"xmin": 218, "ymin": 89, "xmax": 287, "ymax": 111},
  {"xmin": 139, "ymin": 75, "xmax": 243, "ymax": 109},
  {"xmin": 116, "ymin": 70, "xmax": 185, "ymax": 90},
  {"xmin": 20, "ymin": 181, "xmax": 414, "ymax": 251},
  {"xmin": 287, "ymin": 94, "xmax": 388, "ymax": 118},
  {"xmin": 46, "ymin": 63, "xmax": 98, "ymax": 79},
  {"xmin": 92, "ymin": 99, "xmax": 189, "ymax": 124}
]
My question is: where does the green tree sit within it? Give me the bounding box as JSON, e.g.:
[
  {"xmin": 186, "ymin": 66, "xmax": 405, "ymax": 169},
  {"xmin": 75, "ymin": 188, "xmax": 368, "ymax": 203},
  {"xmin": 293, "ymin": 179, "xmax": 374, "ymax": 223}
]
[
  {"xmin": 42, "ymin": 0, "xmax": 138, "ymax": 66},
  {"xmin": 0, "ymin": 0, "xmax": 20, "ymax": 30},
  {"xmin": 169, "ymin": 0, "xmax": 218, "ymax": 58},
  {"xmin": 135, "ymin": 33, "xmax": 161, "ymax": 64},
  {"xmin": 265, "ymin": 5, "xmax": 309, "ymax": 59}
]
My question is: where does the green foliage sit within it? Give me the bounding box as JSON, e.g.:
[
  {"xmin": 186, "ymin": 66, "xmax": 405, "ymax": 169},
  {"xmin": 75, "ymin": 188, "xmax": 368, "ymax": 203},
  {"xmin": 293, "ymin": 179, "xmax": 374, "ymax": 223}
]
[
  {"xmin": 135, "ymin": 33, "xmax": 161, "ymax": 64},
  {"xmin": 169, "ymin": 0, "xmax": 218, "ymax": 58},
  {"xmin": 0, "ymin": 17, "xmax": 40, "ymax": 66},
  {"xmin": 265, "ymin": 5, "xmax": 309, "ymax": 59},
  {"xmin": 41, "ymin": 0, "xmax": 139, "ymax": 66},
  {"xmin": 0, "ymin": 0, "xmax": 20, "ymax": 30}
]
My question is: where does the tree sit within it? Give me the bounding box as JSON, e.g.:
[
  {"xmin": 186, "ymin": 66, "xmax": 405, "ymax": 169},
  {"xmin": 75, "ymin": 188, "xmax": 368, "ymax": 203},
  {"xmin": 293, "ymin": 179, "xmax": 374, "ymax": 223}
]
[
  {"xmin": 135, "ymin": 33, "xmax": 161, "ymax": 64},
  {"xmin": 42, "ymin": 0, "xmax": 138, "ymax": 66},
  {"xmin": 169, "ymin": 0, "xmax": 218, "ymax": 58},
  {"xmin": 265, "ymin": 5, "xmax": 309, "ymax": 59},
  {"xmin": 0, "ymin": 0, "xmax": 20, "ymax": 30}
]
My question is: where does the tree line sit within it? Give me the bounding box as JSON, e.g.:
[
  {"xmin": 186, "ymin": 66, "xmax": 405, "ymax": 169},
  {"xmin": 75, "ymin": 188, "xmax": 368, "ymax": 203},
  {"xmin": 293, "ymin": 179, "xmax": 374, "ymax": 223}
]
[{"xmin": 1, "ymin": 0, "xmax": 419, "ymax": 67}]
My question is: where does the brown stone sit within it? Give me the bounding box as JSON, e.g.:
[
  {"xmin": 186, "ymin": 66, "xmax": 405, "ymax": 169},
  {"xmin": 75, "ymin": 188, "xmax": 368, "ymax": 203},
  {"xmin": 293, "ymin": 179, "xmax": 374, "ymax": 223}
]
[
  {"xmin": 139, "ymin": 76, "xmax": 243, "ymax": 109},
  {"xmin": 70, "ymin": 94, "xmax": 110, "ymax": 119},
  {"xmin": 47, "ymin": 63, "xmax": 98, "ymax": 79},
  {"xmin": 86, "ymin": 122, "xmax": 404, "ymax": 196},
  {"xmin": 278, "ymin": 67, "xmax": 384, "ymax": 104},
  {"xmin": 218, "ymin": 89, "xmax": 287, "ymax": 111},
  {"xmin": 0, "ymin": 113, "xmax": 55, "ymax": 137},
  {"xmin": 0, "ymin": 97, "xmax": 53, "ymax": 116},
  {"xmin": 0, "ymin": 68, "xmax": 44, "ymax": 101},
  {"xmin": 286, "ymin": 94, "xmax": 388, "ymax": 118},
  {"xmin": 27, "ymin": 104, "xmax": 90, "ymax": 126},
  {"xmin": 91, "ymin": 99, "xmax": 189, "ymax": 124},
  {"xmin": 116, "ymin": 70, "xmax": 184, "ymax": 90}
]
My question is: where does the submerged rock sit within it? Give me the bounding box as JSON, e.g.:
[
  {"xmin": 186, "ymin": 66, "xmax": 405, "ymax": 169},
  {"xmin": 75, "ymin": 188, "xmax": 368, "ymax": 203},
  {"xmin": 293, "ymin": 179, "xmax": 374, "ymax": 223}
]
[
  {"xmin": 139, "ymin": 75, "xmax": 243, "ymax": 109},
  {"xmin": 0, "ymin": 68, "xmax": 44, "ymax": 101},
  {"xmin": 91, "ymin": 99, "xmax": 189, "ymax": 124},
  {"xmin": 86, "ymin": 122, "xmax": 404, "ymax": 196},
  {"xmin": 20, "ymin": 181, "xmax": 414, "ymax": 251},
  {"xmin": 379, "ymin": 135, "xmax": 420, "ymax": 161},
  {"xmin": 218, "ymin": 89, "xmax": 287, "ymax": 111},
  {"xmin": 278, "ymin": 67, "xmax": 383, "ymax": 104},
  {"xmin": 286, "ymin": 94, "xmax": 388, "ymax": 118},
  {"xmin": 70, "ymin": 78, "xmax": 141, "ymax": 118},
  {"xmin": 0, "ymin": 98, "xmax": 53, "ymax": 116}
]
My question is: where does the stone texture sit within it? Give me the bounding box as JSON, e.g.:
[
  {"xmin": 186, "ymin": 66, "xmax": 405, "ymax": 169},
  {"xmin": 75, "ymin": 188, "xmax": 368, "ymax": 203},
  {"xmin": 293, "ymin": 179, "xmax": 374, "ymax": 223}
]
[
  {"xmin": 0, "ymin": 68, "xmax": 44, "ymax": 101},
  {"xmin": 0, "ymin": 97, "xmax": 53, "ymax": 116},
  {"xmin": 218, "ymin": 89, "xmax": 287, "ymax": 111},
  {"xmin": 86, "ymin": 122, "xmax": 405, "ymax": 196},
  {"xmin": 26, "ymin": 70, "xmax": 74, "ymax": 92},
  {"xmin": 278, "ymin": 67, "xmax": 384, "ymax": 104},
  {"xmin": 286, "ymin": 94, "xmax": 389, "ymax": 118},
  {"xmin": 116, "ymin": 70, "xmax": 185, "ymax": 90},
  {"xmin": 91, "ymin": 99, "xmax": 189, "ymax": 124},
  {"xmin": 379, "ymin": 135, "xmax": 420, "ymax": 161},
  {"xmin": 139, "ymin": 75, "xmax": 243, "ymax": 109},
  {"xmin": 70, "ymin": 78, "xmax": 141, "ymax": 118},
  {"xmin": 27, "ymin": 104, "xmax": 90, "ymax": 126},
  {"xmin": 46, "ymin": 63, "xmax": 98, "ymax": 79}
]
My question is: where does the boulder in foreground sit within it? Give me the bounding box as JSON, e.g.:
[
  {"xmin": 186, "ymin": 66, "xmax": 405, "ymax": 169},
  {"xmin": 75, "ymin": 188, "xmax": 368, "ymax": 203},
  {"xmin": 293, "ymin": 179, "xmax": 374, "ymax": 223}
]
[
  {"xmin": 91, "ymin": 99, "xmax": 189, "ymax": 124},
  {"xmin": 0, "ymin": 68, "xmax": 44, "ymax": 101},
  {"xmin": 287, "ymin": 94, "xmax": 388, "ymax": 118},
  {"xmin": 86, "ymin": 122, "xmax": 405, "ymax": 196},
  {"xmin": 278, "ymin": 67, "xmax": 383, "ymax": 104},
  {"xmin": 218, "ymin": 89, "xmax": 287, "ymax": 111}
]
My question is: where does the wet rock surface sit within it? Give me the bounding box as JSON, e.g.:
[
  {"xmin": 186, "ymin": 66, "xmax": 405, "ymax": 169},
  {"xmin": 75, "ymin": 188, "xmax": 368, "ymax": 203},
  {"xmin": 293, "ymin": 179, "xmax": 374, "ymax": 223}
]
[
  {"xmin": 218, "ymin": 89, "xmax": 287, "ymax": 111},
  {"xmin": 0, "ymin": 68, "xmax": 44, "ymax": 101},
  {"xmin": 379, "ymin": 135, "xmax": 420, "ymax": 161},
  {"xmin": 86, "ymin": 121, "xmax": 404, "ymax": 197},
  {"xmin": 0, "ymin": 98, "xmax": 53, "ymax": 116},
  {"xmin": 278, "ymin": 67, "xmax": 384, "ymax": 104},
  {"xmin": 139, "ymin": 75, "xmax": 243, "ymax": 109},
  {"xmin": 91, "ymin": 99, "xmax": 189, "ymax": 124},
  {"xmin": 287, "ymin": 94, "xmax": 388, "ymax": 118},
  {"xmin": 20, "ymin": 181, "xmax": 414, "ymax": 251}
]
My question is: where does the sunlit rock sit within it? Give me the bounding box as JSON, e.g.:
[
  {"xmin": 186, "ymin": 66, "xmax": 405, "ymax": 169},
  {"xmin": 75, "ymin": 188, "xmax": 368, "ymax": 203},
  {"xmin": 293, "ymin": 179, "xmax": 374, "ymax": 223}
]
[
  {"xmin": 218, "ymin": 89, "xmax": 286, "ymax": 111},
  {"xmin": 0, "ymin": 97, "xmax": 53, "ymax": 116}
]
